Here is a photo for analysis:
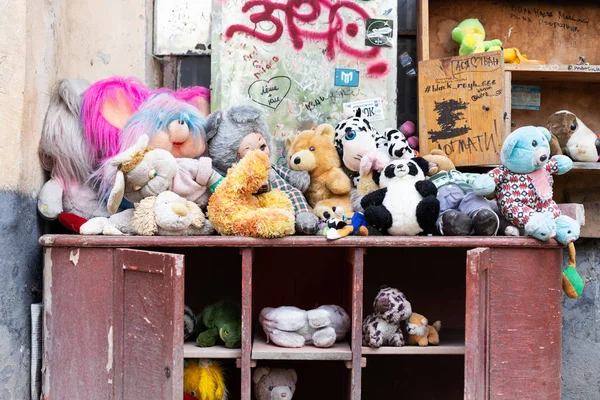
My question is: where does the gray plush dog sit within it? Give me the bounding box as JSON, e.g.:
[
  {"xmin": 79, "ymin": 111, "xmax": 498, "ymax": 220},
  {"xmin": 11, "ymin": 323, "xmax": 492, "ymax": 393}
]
[{"xmin": 206, "ymin": 105, "xmax": 319, "ymax": 234}]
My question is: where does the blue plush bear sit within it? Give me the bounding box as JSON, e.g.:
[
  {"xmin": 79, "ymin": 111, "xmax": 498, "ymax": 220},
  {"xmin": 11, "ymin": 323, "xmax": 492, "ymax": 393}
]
[{"xmin": 472, "ymin": 126, "xmax": 579, "ymax": 245}]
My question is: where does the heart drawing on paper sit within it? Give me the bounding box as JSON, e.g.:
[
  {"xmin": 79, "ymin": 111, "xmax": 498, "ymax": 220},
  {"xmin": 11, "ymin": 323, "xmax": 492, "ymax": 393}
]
[{"xmin": 248, "ymin": 76, "xmax": 292, "ymax": 110}]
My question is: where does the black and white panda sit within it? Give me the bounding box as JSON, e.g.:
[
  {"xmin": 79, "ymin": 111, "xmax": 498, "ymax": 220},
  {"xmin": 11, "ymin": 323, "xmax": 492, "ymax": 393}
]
[
  {"xmin": 377, "ymin": 128, "xmax": 415, "ymax": 159},
  {"xmin": 360, "ymin": 157, "xmax": 439, "ymax": 235}
]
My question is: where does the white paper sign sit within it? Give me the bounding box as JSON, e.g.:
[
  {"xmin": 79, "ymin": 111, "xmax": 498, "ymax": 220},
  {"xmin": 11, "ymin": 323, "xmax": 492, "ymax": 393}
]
[{"xmin": 343, "ymin": 98, "xmax": 385, "ymax": 121}]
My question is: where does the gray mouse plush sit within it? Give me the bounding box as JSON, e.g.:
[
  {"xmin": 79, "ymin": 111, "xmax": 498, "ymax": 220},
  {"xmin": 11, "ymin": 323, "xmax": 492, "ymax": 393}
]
[
  {"xmin": 205, "ymin": 105, "xmax": 319, "ymax": 235},
  {"xmin": 253, "ymin": 367, "xmax": 297, "ymax": 400}
]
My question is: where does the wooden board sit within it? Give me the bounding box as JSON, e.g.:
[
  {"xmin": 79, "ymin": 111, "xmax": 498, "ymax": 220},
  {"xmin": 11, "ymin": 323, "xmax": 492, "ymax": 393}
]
[
  {"xmin": 362, "ymin": 329, "xmax": 465, "ymax": 355},
  {"xmin": 425, "ymin": 0, "xmax": 600, "ymax": 65},
  {"xmin": 507, "ymin": 64, "xmax": 600, "ymax": 83},
  {"xmin": 183, "ymin": 343, "xmax": 242, "ymax": 359},
  {"xmin": 251, "ymin": 333, "xmax": 352, "ymax": 361},
  {"xmin": 418, "ymin": 51, "xmax": 506, "ymax": 166}
]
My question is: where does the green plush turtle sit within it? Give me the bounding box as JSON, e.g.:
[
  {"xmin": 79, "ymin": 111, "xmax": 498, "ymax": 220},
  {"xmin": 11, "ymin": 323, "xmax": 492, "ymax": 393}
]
[{"xmin": 196, "ymin": 300, "xmax": 242, "ymax": 349}]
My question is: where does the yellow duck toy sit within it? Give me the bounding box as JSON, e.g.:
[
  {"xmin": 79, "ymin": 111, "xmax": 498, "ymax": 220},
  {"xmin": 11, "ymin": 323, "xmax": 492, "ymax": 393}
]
[
  {"xmin": 503, "ymin": 47, "xmax": 545, "ymax": 64},
  {"xmin": 184, "ymin": 359, "xmax": 228, "ymax": 400}
]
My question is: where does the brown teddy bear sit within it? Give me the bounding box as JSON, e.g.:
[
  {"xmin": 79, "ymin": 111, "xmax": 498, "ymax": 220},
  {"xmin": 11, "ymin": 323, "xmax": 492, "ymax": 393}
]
[
  {"xmin": 286, "ymin": 124, "xmax": 353, "ymax": 212},
  {"xmin": 253, "ymin": 367, "xmax": 297, "ymax": 400},
  {"xmin": 406, "ymin": 312, "xmax": 441, "ymax": 346}
]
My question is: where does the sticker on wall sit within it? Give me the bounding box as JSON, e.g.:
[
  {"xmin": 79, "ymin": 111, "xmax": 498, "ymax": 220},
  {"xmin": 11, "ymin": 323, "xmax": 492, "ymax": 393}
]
[
  {"xmin": 365, "ymin": 19, "xmax": 394, "ymax": 47},
  {"xmin": 511, "ymin": 85, "xmax": 541, "ymax": 110},
  {"xmin": 334, "ymin": 68, "xmax": 360, "ymax": 87},
  {"xmin": 343, "ymin": 98, "xmax": 385, "ymax": 121}
]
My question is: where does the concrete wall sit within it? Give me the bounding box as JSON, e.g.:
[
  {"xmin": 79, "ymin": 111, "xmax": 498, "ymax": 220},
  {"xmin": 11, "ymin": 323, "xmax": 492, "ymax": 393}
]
[{"xmin": 0, "ymin": 0, "xmax": 160, "ymax": 397}]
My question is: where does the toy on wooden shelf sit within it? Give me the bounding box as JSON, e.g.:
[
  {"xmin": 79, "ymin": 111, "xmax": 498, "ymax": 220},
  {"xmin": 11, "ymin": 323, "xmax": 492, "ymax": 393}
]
[
  {"xmin": 406, "ymin": 312, "xmax": 441, "ymax": 347},
  {"xmin": 259, "ymin": 305, "xmax": 350, "ymax": 349},
  {"xmin": 451, "ymin": 18, "xmax": 502, "ymax": 56},
  {"xmin": 205, "ymin": 105, "xmax": 318, "ymax": 235},
  {"xmin": 185, "ymin": 305, "xmax": 198, "ymax": 341},
  {"xmin": 312, "ymin": 200, "xmax": 342, "ymax": 235},
  {"xmin": 547, "ymin": 110, "xmax": 600, "ymax": 162},
  {"xmin": 37, "ymin": 79, "xmax": 109, "ymax": 233},
  {"xmin": 361, "ymin": 157, "xmax": 440, "ymax": 236},
  {"xmin": 184, "ymin": 359, "xmax": 228, "ymax": 400},
  {"xmin": 323, "ymin": 206, "xmax": 369, "ymax": 240},
  {"xmin": 503, "ymin": 48, "xmax": 545, "ymax": 64},
  {"xmin": 253, "ymin": 368, "xmax": 297, "ymax": 400},
  {"xmin": 286, "ymin": 124, "xmax": 353, "ymax": 212},
  {"xmin": 79, "ymin": 190, "xmax": 213, "ymax": 236},
  {"xmin": 363, "ymin": 287, "xmax": 412, "ymax": 348},
  {"xmin": 196, "ymin": 301, "xmax": 241, "ymax": 349},
  {"xmin": 562, "ymin": 242, "xmax": 584, "ymax": 299},
  {"xmin": 207, "ymin": 150, "xmax": 295, "ymax": 238}
]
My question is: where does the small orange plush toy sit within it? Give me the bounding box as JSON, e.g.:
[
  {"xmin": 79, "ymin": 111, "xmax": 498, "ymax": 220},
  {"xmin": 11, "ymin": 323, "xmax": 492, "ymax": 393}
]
[{"xmin": 406, "ymin": 312, "xmax": 441, "ymax": 346}]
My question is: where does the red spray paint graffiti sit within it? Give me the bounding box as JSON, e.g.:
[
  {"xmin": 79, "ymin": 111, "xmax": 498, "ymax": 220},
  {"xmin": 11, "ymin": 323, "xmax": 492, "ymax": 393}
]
[{"xmin": 225, "ymin": 0, "xmax": 387, "ymax": 70}]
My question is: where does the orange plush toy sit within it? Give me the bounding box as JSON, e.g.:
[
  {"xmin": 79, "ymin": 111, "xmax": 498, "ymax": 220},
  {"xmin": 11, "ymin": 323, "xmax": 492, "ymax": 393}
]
[
  {"xmin": 207, "ymin": 150, "xmax": 295, "ymax": 238},
  {"xmin": 406, "ymin": 312, "xmax": 441, "ymax": 346}
]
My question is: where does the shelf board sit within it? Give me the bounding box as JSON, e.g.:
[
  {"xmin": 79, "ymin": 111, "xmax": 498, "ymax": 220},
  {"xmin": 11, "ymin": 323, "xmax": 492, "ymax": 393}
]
[
  {"xmin": 569, "ymin": 162, "xmax": 600, "ymax": 172},
  {"xmin": 506, "ymin": 64, "xmax": 600, "ymax": 83},
  {"xmin": 362, "ymin": 329, "xmax": 465, "ymax": 356},
  {"xmin": 183, "ymin": 342, "xmax": 241, "ymax": 359},
  {"xmin": 251, "ymin": 334, "xmax": 352, "ymax": 361}
]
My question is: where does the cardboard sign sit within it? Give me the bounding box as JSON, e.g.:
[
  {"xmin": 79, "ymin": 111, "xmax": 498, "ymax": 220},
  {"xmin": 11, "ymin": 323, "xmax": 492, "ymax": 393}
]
[
  {"xmin": 343, "ymin": 98, "xmax": 385, "ymax": 121},
  {"xmin": 511, "ymin": 85, "xmax": 541, "ymax": 110}
]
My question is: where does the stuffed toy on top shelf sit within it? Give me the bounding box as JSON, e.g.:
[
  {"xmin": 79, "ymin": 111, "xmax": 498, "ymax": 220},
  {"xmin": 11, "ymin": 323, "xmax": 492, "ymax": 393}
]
[
  {"xmin": 196, "ymin": 301, "xmax": 241, "ymax": 349},
  {"xmin": 451, "ymin": 18, "xmax": 502, "ymax": 56},
  {"xmin": 205, "ymin": 105, "xmax": 319, "ymax": 235},
  {"xmin": 547, "ymin": 110, "xmax": 600, "ymax": 162}
]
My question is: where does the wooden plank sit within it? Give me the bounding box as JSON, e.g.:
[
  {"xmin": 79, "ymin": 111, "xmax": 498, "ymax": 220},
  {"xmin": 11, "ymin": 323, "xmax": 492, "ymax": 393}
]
[
  {"xmin": 183, "ymin": 343, "xmax": 242, "ymax": 359},
  {"xmin": 40, "ymin": 235, "xmax": 565, "ymax": 249},
  {"xmin": 349, "ymin": 248, "xmax": 364, "ymax": 400},
  {"xmin": 488, "ymin": 248, "xmax": 562, "ymax": 400},
  {"xmin": 362, "ymin": 329, "xmax": 465, "ymax": 355},
  {"xmin": 464, "ymin": 248, "xmax": 490, "ymax": 400},
  {"xmin": 416, "ymin": 0, "xmax": 429, "ymax": 61},
  {"xmin": 251, "ymin": 333, "xmax": 352, "ymax": 361},
  {"xmin": 240, "ymin": 248, "xmax": 253, "ymax": 400},
  {"xmin": 418, "ymin": 51, "xmax": 506, "ymax": 166},
  {"xmin": 503, "ymin": 70, "xmax": 512, "ymax": 136},
  {"xmin": 506, "ymin": 64, "xmax": 600, "ymax": 83}
]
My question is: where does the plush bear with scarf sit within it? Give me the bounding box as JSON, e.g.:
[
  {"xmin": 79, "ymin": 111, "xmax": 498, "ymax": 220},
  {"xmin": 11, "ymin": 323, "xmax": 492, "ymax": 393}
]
[
  {"xmin": 473, "ymin": 126, "xmax": 584, "ymax": 297},
  {"xmin": 205, "ymin": 105, "xmax": 319, "ymax": 235}
]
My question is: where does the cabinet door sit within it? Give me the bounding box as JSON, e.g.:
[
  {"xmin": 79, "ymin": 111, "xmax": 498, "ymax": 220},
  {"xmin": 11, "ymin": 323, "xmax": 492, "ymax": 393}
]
[
  {"xmin": 114, "ymin": 249, "xmax": 185, "ymax": 400},
  {"xmin": 465, "ymin": 247, "xmax": 491, "ymax": 400}
]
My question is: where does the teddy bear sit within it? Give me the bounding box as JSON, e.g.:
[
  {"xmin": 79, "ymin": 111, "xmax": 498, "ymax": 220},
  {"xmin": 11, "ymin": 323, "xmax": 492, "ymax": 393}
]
[
  {"xmin": 253, "ymin": 368, "xmax": 297, "ymax": 400},
  {"xmin": 547, "ymin": 110, "xmax": 600, "ymax": 162},
  {"xmin": 207, "ymin": 150, "xmax": 295, "ymax": 238},
  {"xmin": 451, "ymin": 18, "xmax": 502, "ymax": 56},
  {"xmin": 406, "ymin": 312, "xmax": 441, "ymax": 347},
  {"xmin": 363, "ymin": 287, "xmax": 412, "ymax": 348},
  {"xmin": 79, "ymin": 190, "xmax": 213, "ymax": 236},
  {"xmin": 361, "ymin": 157, "xmax": 440, "ymax": 235},
  {"xmin": 184, "ymin": 359, "xmax": 228, "ymax": 400},
  {"xmin": 205, "ymin": 105, "xmax": 319, "ymax": 235},
  {"xmin": 196, "ymin": 300, "xmax": 241, "ymax": 349},
  {"xmin": 286, "ymin": 124, "xmax": 353, "ymax": 212},
  {"xmin": 472, "ymin": 126, "xmax": 580, "ymax": 245},
  {"xmin": 259, "ymin": 305, "xmax": 350, "ymax": 348}
]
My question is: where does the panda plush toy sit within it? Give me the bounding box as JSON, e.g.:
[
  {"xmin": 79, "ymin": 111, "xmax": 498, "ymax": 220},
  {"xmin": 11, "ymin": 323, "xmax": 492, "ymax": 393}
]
[{"xmin": 361, "ymin": 157, "xmax": 440, "ymax": 235}]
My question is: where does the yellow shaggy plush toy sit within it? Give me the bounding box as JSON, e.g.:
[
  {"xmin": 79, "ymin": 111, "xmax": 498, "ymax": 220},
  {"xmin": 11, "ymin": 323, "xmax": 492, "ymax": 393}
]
[
  {"xmin": 184, "ymin": 359, "xmax": 228, "ymax": 400},
  {"xmin": 406, "ymin": 312, "xmax": 441, "ymax": 347},
  {"xmin": 207, "ymin": 150, "xmax": 295, "ymax": 238}
]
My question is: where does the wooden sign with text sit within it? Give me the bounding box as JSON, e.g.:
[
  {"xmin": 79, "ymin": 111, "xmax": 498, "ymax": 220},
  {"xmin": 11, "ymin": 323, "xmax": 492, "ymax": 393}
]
[{"xmin": 418, "ymin": 51, "xmax": 505, "ymax": 166}]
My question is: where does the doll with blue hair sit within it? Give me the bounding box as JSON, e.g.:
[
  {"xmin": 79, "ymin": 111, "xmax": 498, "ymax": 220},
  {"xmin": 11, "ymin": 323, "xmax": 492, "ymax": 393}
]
[{"xmin": 473, "ymin": 126, "xmax": 584, "ymax": 298}]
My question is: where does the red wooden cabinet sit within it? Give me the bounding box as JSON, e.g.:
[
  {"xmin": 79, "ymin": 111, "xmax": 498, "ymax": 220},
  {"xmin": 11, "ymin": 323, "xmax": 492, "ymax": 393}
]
[{"xmin": 40, "ymin": 236, "xmax": 563, "ymax": 400}]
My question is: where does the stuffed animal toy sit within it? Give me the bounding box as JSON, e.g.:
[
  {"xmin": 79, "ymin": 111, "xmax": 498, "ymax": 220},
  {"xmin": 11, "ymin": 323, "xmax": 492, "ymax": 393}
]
[
  {"xmin": 312, "ymin": 199, "xmax": 342, "ymax": 235},
  {"xmin": 286, "ymin": 124, "xmax": 353, "ymax": 211},
  {"xmin": 423, "ymin": 149, "xmax": 500, "ymax": 236},
  {"xmin": 196, "ymin": 301, "xmax": 241, "ymax": 349},
  {"xmin": 253, "ymin": 368, "xmax": 297, "ymax": 400},
  {"xmin": 324, "ymin": 206, "xmax": 369, "ymax": 240},
  {"xmin": 184, "ymin": 359, "xmax": 228, "ymax": 400},
  {"xmin": 363, "ymin": 287, "xmax": 412, "ymax": 348},
  {"xmin": 259, "ymin": 305, "xmax": 350, "ymax": 348},
  {"xmin": 185, "ymin": 305, "xmax": 198, "ymax": 341},
  {"xmin": 472, "ymin": 126, "xmax": 580, "ymax": 245},
  {"xmin": 547, "ymin": 110, "xmax": 600, "ymax": 162},
  {"xmin": 406, "ymin": 312, "xmax": 441, "ymax": 347},
  {"xmin": 205, "ymin": 105, "xmax": 318, "ymax": 234},
  {"xmin": 503, "ymin": 48, "xmax": 545, "ymax": 64},
  {"xmin": 79, "ymin": 191, "xmax": 214, "ymax": 236},
  {"xmin": 207, "ymin": 150, "xmax": 295, "ymax": 238},
  {"xmin": 562, "ymin": 242, "xmax": 584, "ymax": 299},
  {"xmin": 451, "ymin": 18, "xmax": 502, "ymax": 56},
  {"xmin": 37, "ymin": 79, "xmax": 110, "ymax": 232},
  {"xmin": 361, "ymin": 157, "xmax": 440, "ymax": 235}
]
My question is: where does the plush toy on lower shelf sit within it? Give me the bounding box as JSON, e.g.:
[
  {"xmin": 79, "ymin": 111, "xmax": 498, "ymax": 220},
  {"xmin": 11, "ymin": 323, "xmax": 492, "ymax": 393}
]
[
  {"xmin": 406, "ymin": 312, "xmax": 441, "ymax": 347},
  {"xmin": 184, "ymin": 359, "xmax": 228, "ymax": 400},
  {"xmin": 253, "ymin": 368, "xmax": 297, "ymax": 400},
  {"xmin": 196, "ymin": 301, "xmax": 241, "ymax": 349},
  {"xmin": 547, "ymin": 110, "xmax": 600, "ymax": 162},
  {"xmin": 363, "ymin": 287, "xmax": 412, "ymax": 348}
]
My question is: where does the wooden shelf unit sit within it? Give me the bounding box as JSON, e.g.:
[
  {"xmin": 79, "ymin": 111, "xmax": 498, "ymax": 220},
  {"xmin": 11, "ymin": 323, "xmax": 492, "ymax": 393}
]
[{"xmin": 42, "ymin": 235, "xmax": 565, "ymax": 400}]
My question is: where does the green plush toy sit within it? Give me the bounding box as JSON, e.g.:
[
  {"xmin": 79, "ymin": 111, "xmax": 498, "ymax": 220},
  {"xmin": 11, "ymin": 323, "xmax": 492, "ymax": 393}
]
[
  {"xmin": 563, "ymin": 242, "xmax": 584, "ymax": 299},
  {"xmin": 452, "ymin": 18, "xmax": 502, "ymax": 56},
  {"xmin": 196, "ymin": 300, "xmax": 242, "ymax": 349}
]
